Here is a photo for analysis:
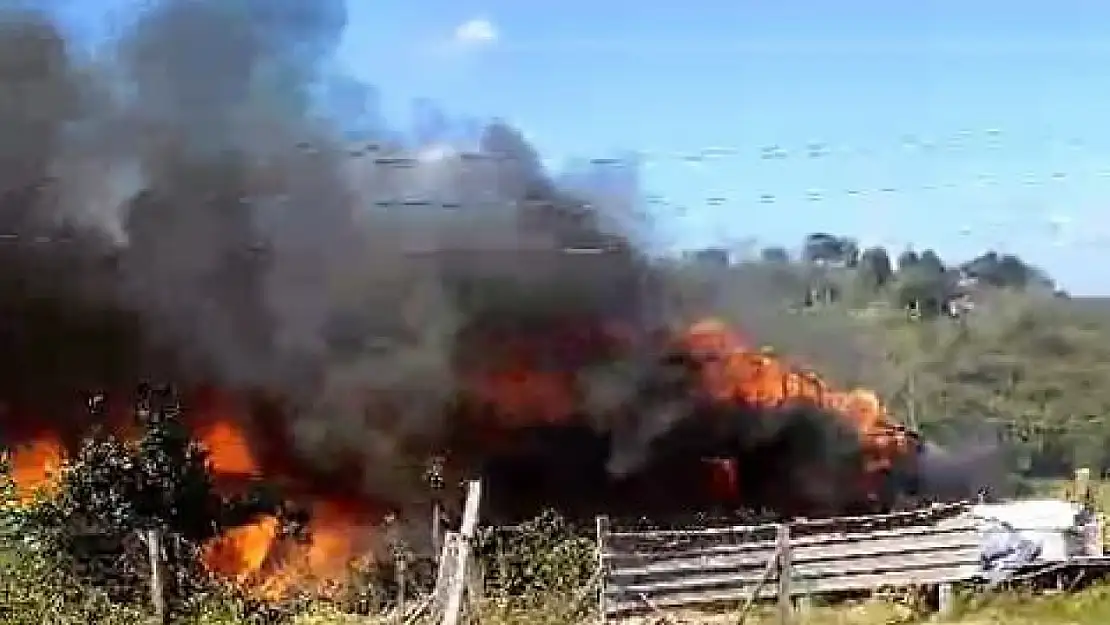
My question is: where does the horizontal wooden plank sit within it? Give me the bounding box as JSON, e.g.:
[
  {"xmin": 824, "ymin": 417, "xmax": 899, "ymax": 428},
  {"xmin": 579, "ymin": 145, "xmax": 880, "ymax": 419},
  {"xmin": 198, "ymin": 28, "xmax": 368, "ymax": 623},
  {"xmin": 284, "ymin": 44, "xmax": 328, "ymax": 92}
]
[
  {"xmin": 601, "ymin": 508, "xmax": 981, "ymax": 619},
  {"xmin": 605, "ymin": 503, "xmax": 971, "ymax": 541},
  {"xmin": 605, "ymin": 525, "xmax": 780, "ymax": 552},
  {"xmin": 608, "ymin": 548, "xmax": 778, "ymax": 578},
  {"xmin": 610, "ymin": 515, "xmax": 976, "ymax": 549},
  {"xmin": 792, "ymin": 531, "xmax": 978, "ymax": 563},
  {"xmin": 605, "ymin": 564, "xmax": 978, "ymax": 616},
  {"xmin": 607, "ymin": 548, "xmax": 978, "ymax": 598},
  {"xmin": 608, "ymin": 537, "xmax": 979, "ymax": 582},
  {"xmin": 793, "ymin": 547, "xmax": 980, "ymax": 580},
  {"xmin": 607, "ymin": 520, "xmax": 780, "ymax": 540},
  {"xmin": 604, "ymin": 522, "xmax": 978, "ymax": 565},
  {"xmin": 791, "ymin": 503, "xmax": 972, "ymax": 532}
]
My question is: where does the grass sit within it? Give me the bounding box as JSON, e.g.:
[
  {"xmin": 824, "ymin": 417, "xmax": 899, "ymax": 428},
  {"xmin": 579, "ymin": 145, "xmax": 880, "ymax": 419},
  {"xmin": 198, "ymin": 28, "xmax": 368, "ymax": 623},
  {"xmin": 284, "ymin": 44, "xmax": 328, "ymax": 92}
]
[
  {"xmin": 5, "ymin": 480, "xmax": 1110, "ymax": 623},
  {"xmin": 3, "ymin": 568, "xmax": 1110, "ymax": 624},
  {"xmin": 953, "ymin": 585, "xmax": 1110, "ymax": 625},
  {"xmin": 620, "ymin": 586, "xmax": 1110, "ymax": 625},
  {"xmin": 4, "ymin": 554, "xmax": 1110, "ymax": 625},
  {"xmin": 181, "ymin": 588, "xmax": 1110, "ymax": 625}
]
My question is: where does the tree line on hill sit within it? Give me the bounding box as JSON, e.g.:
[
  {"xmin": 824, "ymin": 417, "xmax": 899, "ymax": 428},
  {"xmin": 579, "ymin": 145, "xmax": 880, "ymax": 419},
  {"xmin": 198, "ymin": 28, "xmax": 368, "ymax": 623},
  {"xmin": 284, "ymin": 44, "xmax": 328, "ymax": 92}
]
[
  {"xmin": 760, "ymin": 232, "xmax": 1065, "ymax": 317},
  {"xmin": 685, "ymin": 234, "xmax": 1110, "ymax": 485}
]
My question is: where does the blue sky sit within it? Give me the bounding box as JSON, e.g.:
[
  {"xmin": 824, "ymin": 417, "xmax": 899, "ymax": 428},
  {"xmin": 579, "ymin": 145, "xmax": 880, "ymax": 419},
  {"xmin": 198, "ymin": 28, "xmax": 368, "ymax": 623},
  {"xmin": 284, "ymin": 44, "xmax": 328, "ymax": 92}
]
[
  {"xmin": 340, "ymin": 0, "xmax": 1110, "ymax": 294},
  {"xmin": 49, "ymin": 0, "xmax": 1110, "ymax": 294}
]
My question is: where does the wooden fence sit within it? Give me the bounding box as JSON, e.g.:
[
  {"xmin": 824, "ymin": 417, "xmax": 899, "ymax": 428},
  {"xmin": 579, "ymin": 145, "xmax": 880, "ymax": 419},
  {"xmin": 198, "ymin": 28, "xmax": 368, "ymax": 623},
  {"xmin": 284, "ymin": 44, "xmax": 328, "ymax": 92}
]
[{"xmin": 597, "ymin": 503, "xmax": 981, "ymax": 622}]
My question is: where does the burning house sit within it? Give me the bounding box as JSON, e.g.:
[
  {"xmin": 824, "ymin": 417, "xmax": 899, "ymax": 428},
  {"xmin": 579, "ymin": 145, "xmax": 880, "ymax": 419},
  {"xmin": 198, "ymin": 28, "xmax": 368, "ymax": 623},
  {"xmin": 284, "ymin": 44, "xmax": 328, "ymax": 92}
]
[{"xmin": 0, "ymin": 0, "xmax": 983, "ymax": 600}]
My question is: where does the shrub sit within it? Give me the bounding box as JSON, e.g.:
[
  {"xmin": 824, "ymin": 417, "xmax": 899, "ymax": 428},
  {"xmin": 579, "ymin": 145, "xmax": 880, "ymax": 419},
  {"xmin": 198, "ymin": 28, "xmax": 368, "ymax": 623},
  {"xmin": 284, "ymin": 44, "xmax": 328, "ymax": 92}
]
[
  {"xmin": 1, "ymin": 385, "xmax": 286, "ymax": 621},
  {"xmin": 474, "ymin": 509, "xmax": 595, "ymax": 600}
]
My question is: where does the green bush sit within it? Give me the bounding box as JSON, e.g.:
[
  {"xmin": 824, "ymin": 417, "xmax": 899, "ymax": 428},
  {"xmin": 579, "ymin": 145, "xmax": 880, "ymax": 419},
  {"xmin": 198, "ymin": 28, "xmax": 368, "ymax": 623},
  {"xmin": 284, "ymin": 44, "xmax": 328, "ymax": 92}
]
[
  {"xmin": 0, "ymin": 385, "xmax": 288, "ymax": 622},
  {"xmin": 474, "ymin": 509, "xmax": 595, "ymax": 600}
]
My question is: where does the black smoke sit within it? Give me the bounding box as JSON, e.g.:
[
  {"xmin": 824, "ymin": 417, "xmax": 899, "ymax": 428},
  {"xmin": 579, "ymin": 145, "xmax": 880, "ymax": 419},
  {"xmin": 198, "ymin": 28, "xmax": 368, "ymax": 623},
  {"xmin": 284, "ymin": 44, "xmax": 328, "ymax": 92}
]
[
  {"xmin": 0, "ymin": 1, "xmax": 966, "ymax": 523},
  {"xmin": 0, "ymin": 0, "xmax": 662, "ymax": 507}
]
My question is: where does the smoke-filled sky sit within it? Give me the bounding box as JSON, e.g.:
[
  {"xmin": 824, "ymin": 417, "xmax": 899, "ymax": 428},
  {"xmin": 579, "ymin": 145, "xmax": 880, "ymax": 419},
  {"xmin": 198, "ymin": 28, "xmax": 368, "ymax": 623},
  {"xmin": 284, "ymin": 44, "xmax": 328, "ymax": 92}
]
[
  {"xmin": 0, "ymin": 0, "xmax": 1004, "ymax": 518},
  {"xmin": 48, "ymin": 0, "xmax": 1110, "ymax": 295},
  {"xmin": 0, "ymin": 0, "xmax": 687, "ymax": 509}
]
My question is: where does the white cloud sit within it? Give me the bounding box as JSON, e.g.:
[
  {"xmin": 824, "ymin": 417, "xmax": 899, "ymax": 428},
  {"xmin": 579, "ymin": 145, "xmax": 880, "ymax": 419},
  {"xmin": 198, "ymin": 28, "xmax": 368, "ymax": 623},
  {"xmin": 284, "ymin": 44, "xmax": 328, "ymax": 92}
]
[{"xmin": 453, "ymin": 18, "xmax": 497, "ymax": 46}]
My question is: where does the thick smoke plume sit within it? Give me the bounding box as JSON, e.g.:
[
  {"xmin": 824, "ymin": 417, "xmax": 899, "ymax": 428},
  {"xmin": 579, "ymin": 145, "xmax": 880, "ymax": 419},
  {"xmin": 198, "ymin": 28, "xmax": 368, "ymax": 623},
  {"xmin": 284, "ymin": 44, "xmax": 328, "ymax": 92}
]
[
  {"xmin": 0, "ymin": 0, "xmax": 666, "ymax": 506},
  {"xmin": 0, "ymin": 1, "xmax": 967, "ymax": 530}
]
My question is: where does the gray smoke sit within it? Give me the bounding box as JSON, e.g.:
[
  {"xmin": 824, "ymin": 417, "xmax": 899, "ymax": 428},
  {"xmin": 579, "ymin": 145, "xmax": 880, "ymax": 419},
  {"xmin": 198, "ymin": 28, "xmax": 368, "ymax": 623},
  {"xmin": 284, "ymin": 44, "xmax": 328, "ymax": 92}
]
[
  {"xmin": 0, "ymin": 2, "xmax": 658, "ymax": 503},
  {"xmin": 1, "ymin": 2, "xmax": 936, "ymax": 517},
  {"xmin": 918, "ymin": 440, "xmax": 1012, "ymax": 501}
]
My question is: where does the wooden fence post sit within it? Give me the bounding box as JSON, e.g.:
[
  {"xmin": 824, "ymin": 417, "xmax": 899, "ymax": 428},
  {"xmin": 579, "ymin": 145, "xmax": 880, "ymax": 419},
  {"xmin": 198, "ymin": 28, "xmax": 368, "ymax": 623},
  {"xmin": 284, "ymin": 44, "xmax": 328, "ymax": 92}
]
[
  {"xmin": 144, "ymin": 527, "xmax": 166, "ymax": 624},
  {"xmin": 395, "ymin": 554, "xmax": 406, "ymax": 624},
  {"xmin": 432, "ymin": 500, "xmax": 443, "ymax": 555},
  {"xmin": 432, "ymin": 531, "xmax": 459, "ymax": 616},
  {"xmin": 735, "ymin": 541, "xmax": 782, "ymax": 625},
  {"xmin": 776, "ymin": 522, "xmax": 793, "ymax": 625},
  {"xmin": 1075, "ymin": 467, "xmax": 1092, "ymax": 503},
  {"xmin": 937, "ymin": 582, "xmax": 954, "ymax": 616},
  {"xmin": 596, "ymin": 515, "xmax": 611, "ymax": 624},
  {"xmin": 441, "ymin": 480, "xmax": 482, "ymax": 625},
  {"xmin": 465, "ymin": 549, "xmax": 484, "ymax": 606}
]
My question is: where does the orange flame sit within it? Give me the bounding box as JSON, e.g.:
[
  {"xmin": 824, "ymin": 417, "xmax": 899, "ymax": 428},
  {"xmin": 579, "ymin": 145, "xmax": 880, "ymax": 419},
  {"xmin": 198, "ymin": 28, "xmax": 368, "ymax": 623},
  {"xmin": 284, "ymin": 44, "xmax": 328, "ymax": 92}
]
[
  {"xmin": 192, "ymin": 408, "xmax": 379, "ymax": 599},
  {"xmin": 202, "ymin": 499, "xmax": 375, "ymax": 599},
  {"xmin": 197, "ymin": 419, "xmax": 261, "ymax": 478},
  {"xmin": 2, "ymin": 316, "xmax": 915, "ymax": 599},
  {"xmin": 4, "ymin": 400, "xmax": 385, "ymax": 600},
  {"xmin": 681, "ymin": 317, "xmax": 914, "ymax": 483},
  {"xmin": 201, "ymin": 498, "xmax": 376, "ymax": 599},
  {"xmin": 202, "ymin": 515, "xmax": 281, "ymax": 584},
  {"xmin": 8, "ymin": 435, "xmax": 65, "ymax": 504}
]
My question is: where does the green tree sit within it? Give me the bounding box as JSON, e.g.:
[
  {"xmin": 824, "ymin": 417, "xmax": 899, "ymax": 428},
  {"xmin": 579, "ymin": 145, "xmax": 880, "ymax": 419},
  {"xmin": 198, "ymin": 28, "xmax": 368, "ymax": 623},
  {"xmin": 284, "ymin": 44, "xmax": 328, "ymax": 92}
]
[
  {"xmin": 918, "ymin": 249, "xmax": 945, "ymax": 274},
  {"xmin": 760, "ymin": 246, "xmax": 790, "ymax": 264},
  {"xmin": 803, "ymin": 233, "xmax": 850, "ymax": 265},
  {"xmin": 895, "ymin": 263, "xmax": 950, "ymax": 319},
  {"xmin": 962, "ymin": 251, "xmax": 1054, "ymax": 290},
  {"xmin": 842, "ymin": 238, "xmax": 861, "ymax": 268},
  {"xmin": 875, "ymin": 291, "xmax": 1110, "ymax": 480},
  {"xmin": 896, "ymin": 248, "xmax": 920, "ymax": 272},
  {"xmin": 856, "ymin": 246, "xmax": 894, "ymax": 292},
  {"xmin": 10, "ymin": 385, "xmax": 282, "ymax": 615}
]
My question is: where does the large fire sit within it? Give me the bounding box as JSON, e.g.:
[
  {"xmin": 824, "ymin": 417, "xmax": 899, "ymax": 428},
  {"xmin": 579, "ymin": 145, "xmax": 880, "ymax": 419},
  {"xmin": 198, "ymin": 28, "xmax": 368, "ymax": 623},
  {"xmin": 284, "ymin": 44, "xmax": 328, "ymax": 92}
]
[
  {"xmin": 1, "ymin": 316, "xmax": 919, "ymax": 599},
  {"xmin": 678, "ymin": 318, "xmax": 918, "ymax": 507}
]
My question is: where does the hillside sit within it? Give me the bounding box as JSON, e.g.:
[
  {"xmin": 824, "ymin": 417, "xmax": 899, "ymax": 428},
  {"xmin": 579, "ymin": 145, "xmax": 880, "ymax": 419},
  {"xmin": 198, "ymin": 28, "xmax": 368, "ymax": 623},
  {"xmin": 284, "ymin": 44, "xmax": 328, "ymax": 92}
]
[{"xmin": 694, "ymin": 234, "xmax": 1110, "ymax": 488}]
